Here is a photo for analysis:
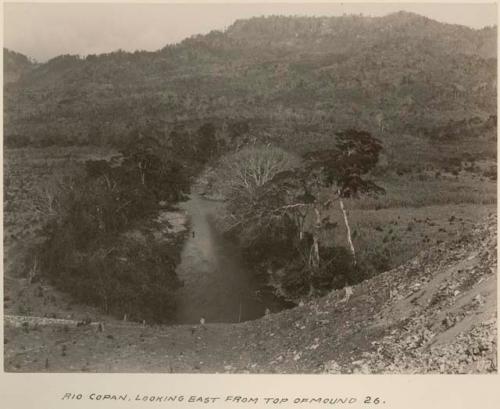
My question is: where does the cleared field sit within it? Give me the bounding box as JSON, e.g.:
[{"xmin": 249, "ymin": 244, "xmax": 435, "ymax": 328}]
[
  {"xmin": 315, "ymin": 167, "xmax": 496, "ymax": 278},
  {"xmin": 346, "ymin": 170, "xmax": 496, "ymax": 210},
  {"xmin": 328, "ymin": 203, "xmax": 496, "ymax": 276}
]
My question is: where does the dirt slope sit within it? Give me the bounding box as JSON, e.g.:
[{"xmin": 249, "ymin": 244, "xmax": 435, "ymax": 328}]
[{"xmin": 4, "ymin": 216, "xmax": 496, "ymax": 373}]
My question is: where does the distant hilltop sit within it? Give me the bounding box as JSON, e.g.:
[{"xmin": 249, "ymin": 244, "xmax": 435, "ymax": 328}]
[
  {"xmin": 3, "ymin": 11, "xmax": 497, "ymax": 147},
  {"xmin": 224, "ymin": 12, "xmax": 496, "ymax": 59}
]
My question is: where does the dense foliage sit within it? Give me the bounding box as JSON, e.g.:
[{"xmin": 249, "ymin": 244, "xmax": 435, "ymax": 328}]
[
  {"xmin": 37, "ymin": 134, "xmax": 192, "ymax": 322},
  {"xmin": 217, "ymin": 130, "xmax": 385, "ymax": 300}
]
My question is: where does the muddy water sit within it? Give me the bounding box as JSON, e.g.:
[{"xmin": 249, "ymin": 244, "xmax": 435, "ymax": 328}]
[{"xmin": 172, "ymin": 194, "xmax": 290, "ymax": 324}]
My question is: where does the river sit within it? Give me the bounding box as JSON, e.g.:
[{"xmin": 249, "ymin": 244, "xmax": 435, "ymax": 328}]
[{"xmin": 172, "ymin": 194, "xmax": 291, "ymax": 324}]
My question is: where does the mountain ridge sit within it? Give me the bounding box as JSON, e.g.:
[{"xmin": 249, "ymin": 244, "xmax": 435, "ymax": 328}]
[
  {"xmin": 3, "ymin": 12, "xmax": 497, "ymax": 147},
  {"xmin": 6, "ymin": 12, "xmax": 497, "ymax": 64}
]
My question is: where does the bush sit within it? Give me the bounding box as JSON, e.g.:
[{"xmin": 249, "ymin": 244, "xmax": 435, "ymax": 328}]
[
  {"xmin": 482, "ymin": 166, "xmax": 497, "ymax": 181},
  {"xmin": 39, "ymin": 234, "xmax": 182, "ymax": 323},
  {"xmin": 37, "ymin": 136, "xmax": 189, "ymax": 322},
  {"xmin": 242, "ymin": 228, "xmax": 356, "ymax": 300},
  {"xmin": 358, "ymin": 248, "xmax": 391, "ymax": 279},
  {"xmin": 310, "ymin": 245, "xmax": 357, "ymax": 290}
]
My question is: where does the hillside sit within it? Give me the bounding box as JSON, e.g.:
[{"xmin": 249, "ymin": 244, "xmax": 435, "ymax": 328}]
[
  {"xmin": 3, "ymin": 11, "xmax": 497, "ymax": 375},
  {"xmin": 4, "ymin": 214, "xmax": 496, "ymax": 373},
  {"xmin": 3, "ymin": 12, "xmax": 497, "ymax": 147},
  {"xmin": 3, "ymin": 49, "xmax": 36, "ymax": 85}
]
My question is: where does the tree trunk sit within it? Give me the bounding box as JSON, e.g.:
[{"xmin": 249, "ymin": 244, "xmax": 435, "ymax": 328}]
[
  {"xmin": 311, "ymin": 235, "xmax": 320, "ymax": 268},
  {"xmin": 138, "ymin": 162, "xmax": 146, "ymax": 185},
  {"xmin": 295, "ymin": 209, "xmax": 306, "ymax": 241},
  {"xmin": 338, "ymin": 194, "xmax": 357, "ymax": 265},
  {"xmin": 311, "ymin": 207, "xmax": 322, "ymax": 267}
]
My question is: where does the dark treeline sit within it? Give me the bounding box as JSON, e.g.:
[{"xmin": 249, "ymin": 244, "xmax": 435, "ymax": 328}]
[{"xmin": 35, "ymin": 121, "xmax": 235, "ymax": 323}]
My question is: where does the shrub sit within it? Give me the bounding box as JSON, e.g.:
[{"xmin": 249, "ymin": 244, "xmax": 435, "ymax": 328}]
[
  {"xmin": 37, "ymin": 136, "xmax": 189, "ymax": 322},
  {"xmin": 39, "ymin": 232, "xmax": 182, "ymax": 323},
  {"xmin": 243, "ymin": 228, "xmax": 356, "ymax": 300},
  {"xmin": 482, "ymin": 166, "xmax": 497, "ymax": 181},
  {"xmin": 358, "ymin": 248, "xmax": 391, "ymax": 279}
]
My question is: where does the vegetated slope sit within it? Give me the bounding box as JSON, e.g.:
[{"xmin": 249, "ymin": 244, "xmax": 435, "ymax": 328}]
[
  {"xmin": 3, "ymin": 12, "xmax": 496, "ymax": 147},
  {"xmin": 3, "ymin": 49, "xmax": 36, "ymax": 85},
  {"xmin": 5, "ymin": 215, "xmax": 496, "ymax": 373}
]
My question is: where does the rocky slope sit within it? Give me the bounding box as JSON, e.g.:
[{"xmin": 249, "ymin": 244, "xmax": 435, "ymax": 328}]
[{"xmin": 4, "ymin": 215, "xmax": 496, "ymax": 373}]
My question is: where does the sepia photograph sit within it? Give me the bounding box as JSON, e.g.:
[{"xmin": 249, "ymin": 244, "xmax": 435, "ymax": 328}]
[{"xmin": 2, "ymin": 1, "xmax": 497, "ymax": 376}]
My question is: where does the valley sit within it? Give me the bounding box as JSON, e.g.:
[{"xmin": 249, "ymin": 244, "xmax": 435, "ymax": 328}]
[{"xmin": 2, "ymin": 11, "xmax": 497, "ymax": 374}]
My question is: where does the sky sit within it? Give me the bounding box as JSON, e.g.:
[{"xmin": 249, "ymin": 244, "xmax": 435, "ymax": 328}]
[{"xmin": 3, "ymin": 2, "xmax": 498, "ymax": 62}]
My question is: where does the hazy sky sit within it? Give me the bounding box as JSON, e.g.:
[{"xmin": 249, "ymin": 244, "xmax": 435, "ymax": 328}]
[{"xmin": 3, "ymin": 2, "xmax": 498, "ymax": 62}]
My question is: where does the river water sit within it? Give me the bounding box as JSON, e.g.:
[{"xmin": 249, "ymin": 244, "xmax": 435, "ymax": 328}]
[{"xmin": 172, "ymin": 194, "xmax": 291, "ymax": 324}]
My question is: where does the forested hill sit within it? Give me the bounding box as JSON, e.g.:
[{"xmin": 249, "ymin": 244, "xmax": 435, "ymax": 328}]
[
  {"xmin": 3, "ymin": 49, "xmax": 37, "ymax": 85},
  {"xmin": 226, "ymin": 12, "xmax": 496, "ymax": 58},
  {"xmin": 3, "ymin": 12, "xmax": 497, "ymax": 147}
]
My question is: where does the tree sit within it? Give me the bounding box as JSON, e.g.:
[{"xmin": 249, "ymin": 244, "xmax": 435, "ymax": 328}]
[
  {"xmin": 196, "ymin": 122, "xmax": 218, "ymax": 161},
  {"xmin": 169, "ymin": 126, "xmax": 197, "ymax": 162},
  {"xmin": 305, "ymin": 129, "xmax": 384, "ymax": 264},
  {"xmin": 255, "ymin": 167, "xmax": 333, "ymax": 272},
  {"xmin": 121, "ymin": 134, "xmax": 163, "ymax": 186},
  {"xmin": 37, "ymin": 134, "xmax": 190, "ymax": 323},
  {"xmin": 120, "ymin": 134, "xmax": 190, "ymax": 203},
  {"xmin": 213, "ymin": 132, "xmax": 384, "ymax": 298},
  {"xmin": 214, "ymin": 144, "xmax": 301, "ymax": 201},
  {"xmin": 222, "ymin": 166, "xmax": 356, "ymax": 298}
]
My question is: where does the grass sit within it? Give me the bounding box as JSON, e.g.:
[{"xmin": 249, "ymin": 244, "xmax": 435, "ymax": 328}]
[
  {"xmin": 337, "ymin": 204, "xmax": 495, "ymax": 272},
  {"xmin": 345, "ymin": 170, "xmax": 496, "ymax": 210},
  {"xmin": 310, "ymin": 164, "xmax": 496, "ymax": 278}
]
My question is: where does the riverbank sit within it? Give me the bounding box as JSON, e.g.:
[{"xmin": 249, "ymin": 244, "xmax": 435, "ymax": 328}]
[
  {"xmin": 5, "ymin": 215, "xmax": 496, "ymax": 373},
  {"xmin": 3, "ymin": 205, "xmax": 190, "ymax": 328},
  {"xmin": 172, "ymin": 194, "xmax": 291, "ymax": 324},
  {"xmin": 4, "ymin": 147, "xmax": 193, "ymax": 323}
]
